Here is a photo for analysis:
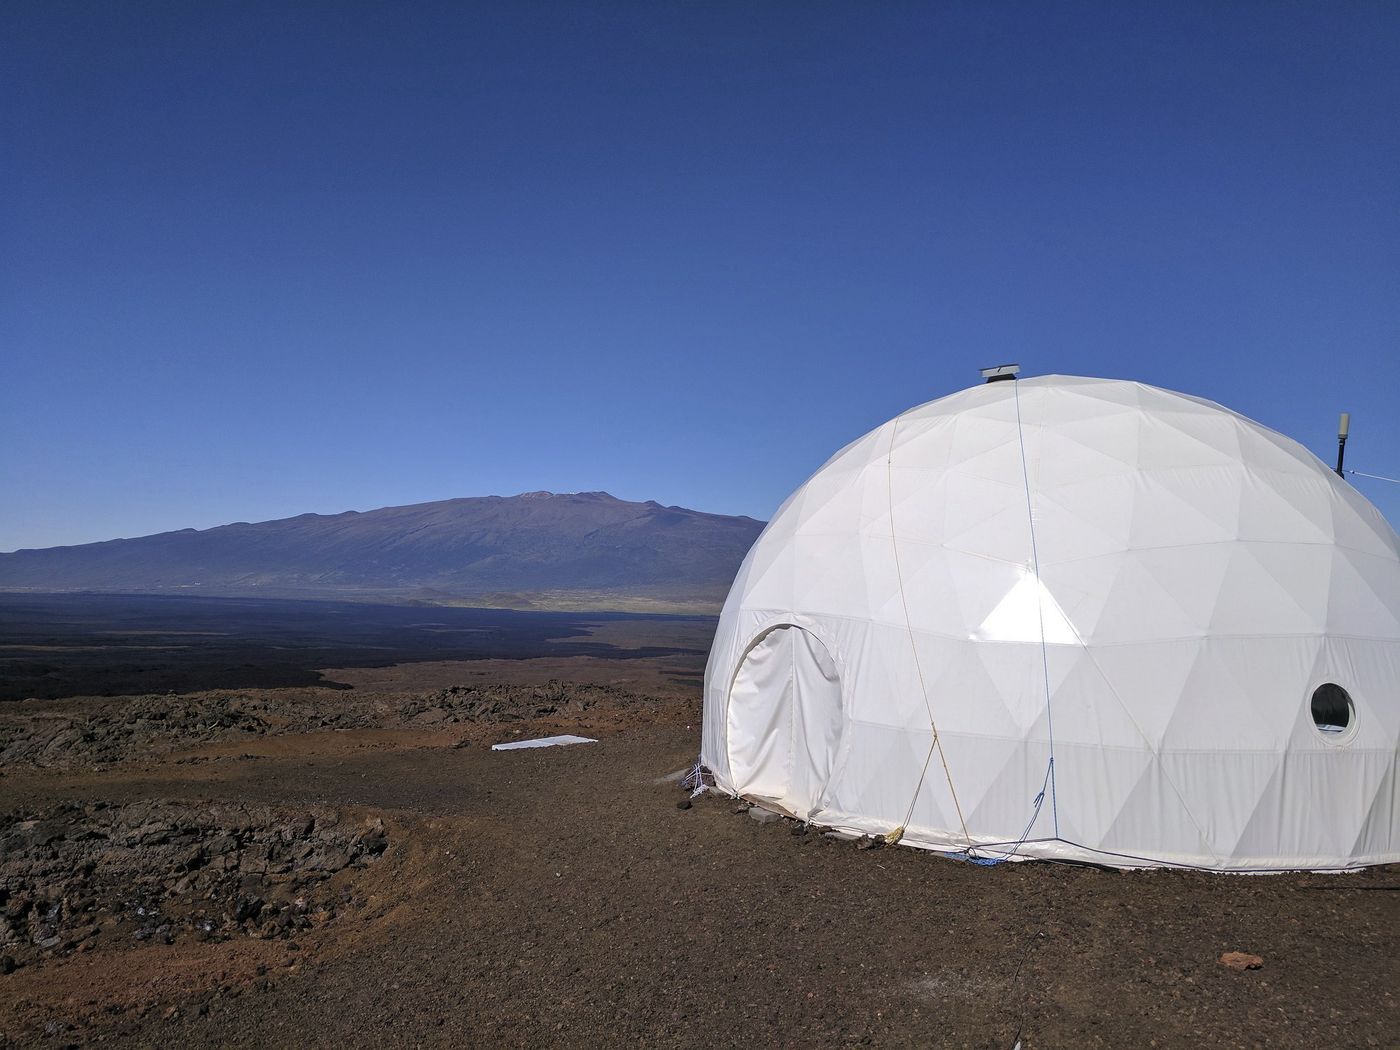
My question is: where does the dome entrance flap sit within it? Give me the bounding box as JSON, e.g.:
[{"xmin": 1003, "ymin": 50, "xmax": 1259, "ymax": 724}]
[{"xmin": 726, "ymin": 625, "xmax": 844, "ymax": 820}]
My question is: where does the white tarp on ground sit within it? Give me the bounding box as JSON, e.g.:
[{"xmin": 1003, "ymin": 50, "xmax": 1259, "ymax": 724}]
[
  {"xmin": 491, "ymin": 735, "xmax": 597, "ymax": 751},
  {"xmin": 700, "ymin": 375, "xmax": 1400, "ymax": 871}
]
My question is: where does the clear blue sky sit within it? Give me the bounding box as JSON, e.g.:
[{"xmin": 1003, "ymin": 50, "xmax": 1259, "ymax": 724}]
[{"xmin": 3, "ymin": 1, "xmax": 1397, "ymax": 551}]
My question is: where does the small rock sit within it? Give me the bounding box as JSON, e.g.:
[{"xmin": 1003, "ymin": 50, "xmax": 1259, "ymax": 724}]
[
  {"xmin": 175, "ymin": 845, "xmax": 205, "ymax": 871},
  {"xmin": 308, "ymin": 848, "xmax": 353, "ymax": 872},
  {"xmin": 356, "ymin": 826, "xmax": 388, "ymax": 856},
  {"xmin": 1219, "ymin": 951, "xmax": 1264, "ymax": 971},
  {"xmin": 0, "ymin": 955, "xmax": 16, "ymax": 974},
  {"xmin": 676, "ymin": 799, "xmax": 692, "ymax": 811},
  {"xmin": 206, "ymin": 834, "xmax": 239, "ymax": 855}
]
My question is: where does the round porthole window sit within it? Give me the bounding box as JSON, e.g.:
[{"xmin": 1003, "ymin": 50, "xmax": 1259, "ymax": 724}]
[{"xmin": 1310, "ymin": 683, "xmax": 1354, "ymax": 737}]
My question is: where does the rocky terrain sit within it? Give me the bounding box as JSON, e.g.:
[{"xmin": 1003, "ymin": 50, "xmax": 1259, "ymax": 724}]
[
  {"xmin": 0, "ymin": 666, "xmax": 1395, "ymax": 1048},
  {"xmin": 1, "ymin": 801, "xmax": 388, "ymax": 971},
  {"xmin": 0, "ymin": 680, "xmax": 669, "ymax": 770}
]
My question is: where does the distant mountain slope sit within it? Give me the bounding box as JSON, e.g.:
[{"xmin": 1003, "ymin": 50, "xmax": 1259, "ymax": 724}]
[{"xmin": 0, "ymin": 492, "xmax": 766, "ymax": 611}]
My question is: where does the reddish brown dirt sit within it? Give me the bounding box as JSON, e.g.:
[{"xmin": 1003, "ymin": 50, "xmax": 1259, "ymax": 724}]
[{"xmin": 1, "ymin": 675, "xmax": 1396, "ymax": 1048}]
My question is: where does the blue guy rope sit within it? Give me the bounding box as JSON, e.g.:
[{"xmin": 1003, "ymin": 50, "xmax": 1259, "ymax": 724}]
[{"xmin": 1012, "ymin": 379, "xmax": 1060, "ymax": 842}]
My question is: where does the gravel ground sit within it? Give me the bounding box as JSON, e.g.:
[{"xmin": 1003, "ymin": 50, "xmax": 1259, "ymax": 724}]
[{"xmin": 0, "ymin": 685, "xmax": 1396, "ymax": 1048}]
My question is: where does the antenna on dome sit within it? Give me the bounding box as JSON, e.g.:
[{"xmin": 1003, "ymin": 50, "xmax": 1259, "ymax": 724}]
[
  {"xmin": 980, "ymin": 363, "xmax": 1020, "ymax": 383},
  {"xmin": 1335, "ymin": 412, "xmax": 1350, "ymax": 478}
]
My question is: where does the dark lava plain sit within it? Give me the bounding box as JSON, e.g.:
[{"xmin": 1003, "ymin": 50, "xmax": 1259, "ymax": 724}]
[{"xmin": 0, "ymin": 593, "xmax": 712, "ymax": 701}]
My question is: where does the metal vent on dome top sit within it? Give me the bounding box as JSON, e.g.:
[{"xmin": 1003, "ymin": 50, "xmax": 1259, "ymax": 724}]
[{"xmin": 980, "ymin": 363, "xmax": 1020, "ymax": 383}]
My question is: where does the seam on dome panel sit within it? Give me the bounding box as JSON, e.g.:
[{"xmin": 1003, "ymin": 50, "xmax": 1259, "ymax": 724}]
[
  {"xmin": 1064, "ymin": 658, "xmax": 1220, "ymax": 873},
  {"xmin": 1044, "ymin": 632, "xmax": 1390, "ymax": 645},
  {"xmin": 785, "ymin": 628, "xmax": 798, "ymax": 814},
  {"xmin": 886, "ymin": 411, "xmax": 972, "ymax": 847},
  {"xmin": 1061, "ymin": 609, "xmax": 1227, "ymax": 865},
  {"xmin": 1015, "ymin": 382, "xmax": 1227, "ymax": 865},
  {"xmin": 1013, "ymin": 379, "xmax": 1061, "ymax": 840},
  {"xmin": 842, "ymin": 714, "xmax": 1391, "ymax": 755},
  {"xmin": 1038, "ymin": 539, "xmax": 1365, "ymax": 569},
  {"xmin": 737, "ymin": 607, "xmax": 1400, "ymax": 647},
  {"xmin": 893, "ymin": 830, "xmax": 1346, "ymax": 872}
]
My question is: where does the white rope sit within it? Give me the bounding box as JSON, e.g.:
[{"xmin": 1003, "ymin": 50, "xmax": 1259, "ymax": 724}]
[{"xmin": 1348, "ymin": 468, "xmax": 1400, "ymax": 485}]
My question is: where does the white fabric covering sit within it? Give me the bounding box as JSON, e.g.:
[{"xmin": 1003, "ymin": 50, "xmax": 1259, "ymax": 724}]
[
  {"xmin": 491, "ymin": 735, "xmax": 597, "ymax": 751},
  {"xmin": 701, "ymin": 376, "xmax": 1400, "ymax": 870}
]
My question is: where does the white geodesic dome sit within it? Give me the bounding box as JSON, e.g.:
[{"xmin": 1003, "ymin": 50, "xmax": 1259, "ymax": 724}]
[{"xmin": 700, "ymin": 375, "xmax": 1400, "ymax": 870}]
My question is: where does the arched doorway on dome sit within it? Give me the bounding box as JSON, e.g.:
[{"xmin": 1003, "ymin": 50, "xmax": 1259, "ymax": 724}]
[{"xmin": 725, "ymin": 624, "xmax": 844, "ymax": 820}]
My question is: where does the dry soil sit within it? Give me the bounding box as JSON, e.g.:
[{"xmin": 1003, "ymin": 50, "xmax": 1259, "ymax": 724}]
[{"xmin": 1, "ymin": 667, "xmax": 1396, "ymax": 1049}]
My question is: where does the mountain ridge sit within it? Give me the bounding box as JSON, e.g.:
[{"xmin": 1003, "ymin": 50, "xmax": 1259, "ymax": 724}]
[{"xmin": 0, "ymin": 491, "xmax": 766, "ymax": 612}]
